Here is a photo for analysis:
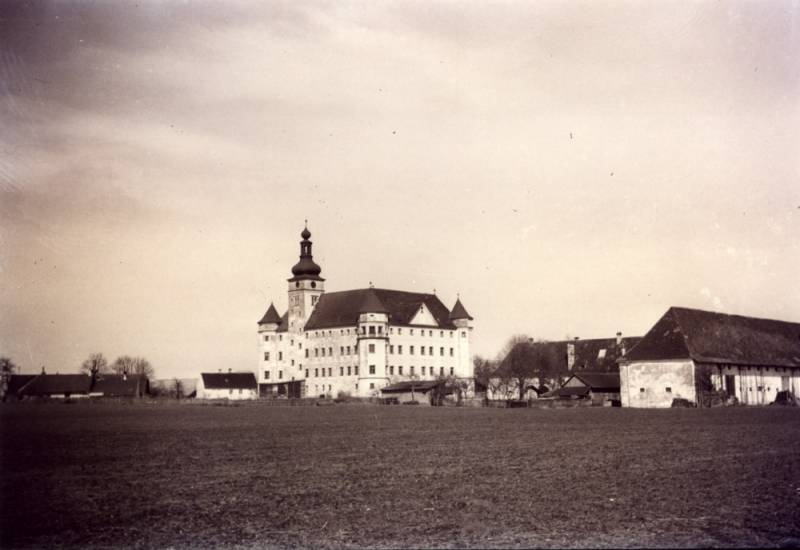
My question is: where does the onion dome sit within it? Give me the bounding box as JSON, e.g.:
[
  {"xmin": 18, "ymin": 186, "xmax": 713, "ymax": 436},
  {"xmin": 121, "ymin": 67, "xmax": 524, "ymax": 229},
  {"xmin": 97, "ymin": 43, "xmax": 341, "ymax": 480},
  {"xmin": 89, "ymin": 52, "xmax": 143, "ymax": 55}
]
[
  {"xmin": 289, "ymin": 226, "xmax": 324, "ymax": 281},
  {"xmin": 449, "ymin": 297, "xmax": 473, "ymax": 321},
  {"xmin": 258, "ymin": 303, "xmax": 282, "ymax": 325}
]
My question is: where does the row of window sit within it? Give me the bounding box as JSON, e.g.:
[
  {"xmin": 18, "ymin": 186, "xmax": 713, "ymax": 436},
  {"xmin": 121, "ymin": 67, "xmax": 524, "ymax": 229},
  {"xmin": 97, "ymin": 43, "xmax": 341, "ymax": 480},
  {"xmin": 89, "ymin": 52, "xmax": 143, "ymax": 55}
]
[
  {"xmin": 389, "ymin": 345, "xmax": 454, "ymax": 357},
  {"xmin": 303, "ymin": 327, "xmax": 467, "ymax": 338},
  {"xmin": 265, "ymin": 364, "xmax": 455, "ymax": 380},
  {"xmin": 386, "ymin": 365, "xmax": 454, "ymax": 377},
  {"xmin": 266, "ymin": 344, "xmax": 457, "ymax": 361}
]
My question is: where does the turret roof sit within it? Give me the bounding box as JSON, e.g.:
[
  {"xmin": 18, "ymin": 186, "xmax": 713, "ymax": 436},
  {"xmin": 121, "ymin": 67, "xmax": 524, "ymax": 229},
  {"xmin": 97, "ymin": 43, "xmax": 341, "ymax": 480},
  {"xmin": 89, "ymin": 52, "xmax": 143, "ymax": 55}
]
[
  {"xmin": 258, "ymin": 303, "xmax": 282, "ymax": 325},
  {"xmin": 358, "ymin": 289, "xmax": 389, "ymax": 314},
  {"xmin": 449, "ymin": 298, "xmax": 473, "ymax": 321}
]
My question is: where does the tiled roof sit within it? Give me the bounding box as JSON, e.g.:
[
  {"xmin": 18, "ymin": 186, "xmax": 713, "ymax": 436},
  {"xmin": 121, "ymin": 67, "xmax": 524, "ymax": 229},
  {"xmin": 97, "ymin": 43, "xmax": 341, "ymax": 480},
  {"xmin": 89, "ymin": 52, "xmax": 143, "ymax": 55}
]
[
  {"xmin": 258, "ymin": 303, "xmax": 282, "ymax": 325},
  {"xmin": 201, "ymin": 372, "xmax": 257, "ymax": 390},
  {"xmin": 304, "ymin": 288, "xmax": 456, "ymax": 330},
  {"xmin": 358, "ymin": 289, "xmax": 389, "ymax": 314},
  {"xmin": 92, "ymin": 374, "xmax": 148, "ymax": 397},
  {"xmin": 20, "ymin": 374, "xmax": 91, "ymax": 396},
  {"xmin": 381, "ymin": 380, "xmax": 443, "ymax": 393},
  {"xmin": 622, "ymin": 307, "xmax": 800, "ymax": 367},
  {"xmin": 449, "ymin": 298, "xmax": 473, "ymax": 321}
]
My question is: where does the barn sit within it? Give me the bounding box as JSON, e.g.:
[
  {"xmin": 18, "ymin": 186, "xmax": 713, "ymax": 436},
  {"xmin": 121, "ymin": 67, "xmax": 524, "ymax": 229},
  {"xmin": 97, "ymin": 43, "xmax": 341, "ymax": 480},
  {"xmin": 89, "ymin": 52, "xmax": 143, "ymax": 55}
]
[
  {"xmin": 380, "ymin": 380, "xmax": 446, "ymax": 405},
  {"xmin": 16, "ymin": 374, "xmax": 92, "ymax": 399},
  {"xmin": 619, "ymin": 307, "xmax": 800, "ymax": 408},
  {"xmin": 197, "ymin": 371, "xmax": 258, "ymax": 400},
  {"xmin": 91, "ymin": 374, "xmax": 150, "ymax": 398}
]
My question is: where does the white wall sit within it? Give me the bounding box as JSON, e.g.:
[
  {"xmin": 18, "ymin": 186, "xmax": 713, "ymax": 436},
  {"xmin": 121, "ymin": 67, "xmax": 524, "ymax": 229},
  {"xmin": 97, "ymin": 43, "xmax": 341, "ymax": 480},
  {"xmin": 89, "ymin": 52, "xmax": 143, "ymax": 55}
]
[{"xmin": 620, "ymin": 360, "xmax": 696, "ymax": 408}]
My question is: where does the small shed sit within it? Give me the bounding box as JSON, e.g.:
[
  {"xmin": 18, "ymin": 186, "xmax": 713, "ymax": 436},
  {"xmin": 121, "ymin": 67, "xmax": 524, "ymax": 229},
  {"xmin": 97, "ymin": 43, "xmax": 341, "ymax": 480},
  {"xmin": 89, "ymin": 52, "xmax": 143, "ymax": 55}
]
[
  {"xmin": 551, "ymin": 372, "xmax": 621, "ymax": 406},
  {"xmin": 198, "ymin": 371, "xmax": 258, "ymax": 400},
  {"xmin": 380, "ymin": 380, "xmax": 446, "ymax": 405}
]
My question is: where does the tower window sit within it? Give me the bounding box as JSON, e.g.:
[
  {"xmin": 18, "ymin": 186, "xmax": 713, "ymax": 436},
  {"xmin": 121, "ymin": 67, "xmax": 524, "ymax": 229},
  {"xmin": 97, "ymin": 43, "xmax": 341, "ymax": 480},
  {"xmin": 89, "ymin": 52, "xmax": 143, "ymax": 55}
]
[
  {"xmin": 264, "ymin": 352, "xmax": 270, "ymax": 361},
  {"xmin": 368, "ymin": 344, "xmax": 375, "ymax": 353},
  {"xmin": 389, "ymin": 366, "xmax": 394, "ymax": 375},
  {"xmin": 369, "ymin": 326, "xmax": 376, "ymax": 335},
  {"xmin": 389, "ymin": 345, "xmax": 394, "ymax": 354},
  {"xmin": 264, "ymin": 371, "xmax": 270, "ymax": 379},
  {"xmin": 369, "ymin": 365, "xmax": 375, "ymax": 375}
]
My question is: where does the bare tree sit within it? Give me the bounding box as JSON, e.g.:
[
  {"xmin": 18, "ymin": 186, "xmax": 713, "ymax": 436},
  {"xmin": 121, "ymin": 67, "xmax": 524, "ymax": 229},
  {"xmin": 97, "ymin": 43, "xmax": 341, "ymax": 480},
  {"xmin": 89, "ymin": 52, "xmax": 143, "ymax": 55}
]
[
  {"xmin": 111, "ymin": 356, "xmax": 155, "ymax": 379},
  {"xmin": 1, "ymin": 357, "xmax": 17, "ymax": 401},
  {"xmin": 497, "ymin": 334, "xmax": 535, "ymax": 401},
  {"xmin": 173, "ymin": 378, "xmax": 184, "ymax": 399},
  {"xmin": 80, "ymin": 353, "xmax": 109, "ymax": 378}
]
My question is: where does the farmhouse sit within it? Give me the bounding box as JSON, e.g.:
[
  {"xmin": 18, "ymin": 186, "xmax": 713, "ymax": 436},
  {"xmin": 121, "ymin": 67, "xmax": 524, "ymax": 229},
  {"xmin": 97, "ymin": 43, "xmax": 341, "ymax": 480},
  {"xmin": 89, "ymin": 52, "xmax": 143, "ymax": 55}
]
[
  {"xmin": 197, "ymin": 371, "xmax": 258, "ymax": 400},
  {"xmin": 15, "ymin": 373, "xmax": 92, "ymax": 399},
  {"xmin": 257, "ymin": 226, "xmax": 474, "ymax": 399},
  {"xmin": 619, "ymin": 307, "xmax": 800, "ymax": 408},
  {"xmin": 487, "ymin": 333, "xmax": 641, "ymax": 401}
]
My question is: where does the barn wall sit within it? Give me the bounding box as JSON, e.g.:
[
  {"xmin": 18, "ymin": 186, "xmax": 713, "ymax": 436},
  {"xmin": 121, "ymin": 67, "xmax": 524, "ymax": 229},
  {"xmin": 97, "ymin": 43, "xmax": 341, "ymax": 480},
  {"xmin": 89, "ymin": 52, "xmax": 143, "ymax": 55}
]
[
  {"xmin": 620, "ymin": 360, "xmax": 695, "ymax": 408},
  {"xmin": 198, "ymin": 388, "xmax": 257, "ymax": 400},
  {"xmin": 710, "ymin": 365, "xmax": 800, "ymax": 405}
]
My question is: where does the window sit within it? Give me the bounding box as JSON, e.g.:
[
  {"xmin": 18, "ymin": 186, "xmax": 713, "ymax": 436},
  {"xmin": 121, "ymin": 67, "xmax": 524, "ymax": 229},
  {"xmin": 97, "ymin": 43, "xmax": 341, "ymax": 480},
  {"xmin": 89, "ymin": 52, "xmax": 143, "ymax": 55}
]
[
  {"xmin": 440, "ymin": 367, "xmax": 444, "ymax": 376},
  {"xmin": 305, "ymin": 369, "xmax": 309, "ymax": 377},
  {"xmin": 410, "ymin": 346, "xmax": 415, "ymax": 355},
  {"xmin": 340, "ymin": 346, "xmax": 344, "ymax": 355},
  {"xmin": 429, "ymin": 330, "xmax": 433, "ymax": 337},
  {"xmin": 347, "ymin": 366, "xmax": 352, "ymax": 375},
  {"xmin": 264, "ymin": 335, "xmax": 269, "ymax": 342},
  {"xmin": 429, "ymin": 346, "xmax": 433, "ymax": 355},
  {"xmin": 461, "ymin": 331, "xmax": 466, "ymax": 338},
  {"xmin": 368, "ymin": 343, "xmax": 375, "ymax": 353},
  {"xmin": 450, "ymin": 331, "xmax": 453, "ymax": 338},
  {"xmin": 421, "ymin": 330, "xmax": 425, "ymax": 338},
  {"xmin": 321, "ymin": 348, "xmax": 326, "ymax": 357},
  {"xmin": 264, "ymin": 352, "xmax": 270, "ymax": 361},
  {"xmin": 305, "ymin": 349, "xmax": 309, "ymax": 358},
  {"xmin": 355, "ymin": 366, "xmax": 359, "ymax": 376},
  {"xmin": 311, "ymin": 295, "xmax": 318, "ymax": 305},
  {"xmin": 410, "ymin": 329, "xmax": 414, "ymax": 335},
  {"xmin": 421, "ymin": 346, "xmax": 426, "ymax": 356},
  {"xmin": 340, "ymin": 367, "xmax": 344, "ymax": 376},
  {"xmin": 315, "ymin": 368, "xmax": 319, "ymax": 377},
  {"xmin": 369, "ymin": 326, "xmax": 376, "ymax": 335},
  {"xmin": 291, "ymin": 359, "xmax": 295, "ymax": 366},
  {"xmin": 398, "ymin": 366, "xmax": 403, "ymax": 375},
  {"xmin": 279, "ymin": 370, "xmax": 283, "ymax": 379},
  {"xmin": 328, "ymin": 347, "xmax": 332, "ymax": 356},
  {"xmin": 389, "ymin": 366, "xmax": 394, "ymax": 375},
  {"xmin": 398, "ymin": 328, "xmax": 402, "ymax": 335},
  {"xmin": 410, "ymin": 366, "xmax": 415, "ymax": 375},
  {"xmin": 369, "ymin": 365, "xmax": 375, "ymax": 375},
  {"xmin": 264, "ymin": 371, "xmax": 270, "ymax": 379},
  {"xmin": 315, "ymin": 349, "xmax": 319, "ymax": 357},
  {"xmin": 440, "ymin": 331, "xmax": 444, "ymax": 337},
  {"xmin": 389, "ymin": 345, "xmax": 394, "ymax": 354},
  {"xmin": 665, "ymin": 387, "xmax": 672, "ymax": 393},
  {"xmin": 449, "ymin": 348, "xmax": 454, "ymax": 357},
  {"xmin": 440, "ymin": 347, "xmax": 444, "ymax": 356},
  {"xmin": 640, "ymin": 388, "xmax": 645, "ymax": 393},
  {"xmin": 278, "ymin": 351, "xmax": 283, "ymax": 361},
  {"xmin": 597, "ymin": 349, "xmax": 607, "ymax": 359},
  {"xmin": 279, "ymin": 335, "xmax": 283, "ymax": 341},
  {"xmin": 421, "ymin": 366, "xmax": 426, "ymax": 375},
  {"xmin": 378, "ymin": 326, "xmax": 383, "ymax": 334},
  {"xmin": 346, "ymin": 346, "xmax": 351, "ymax": 355},
  {"xmin": 370, "ymin": 383, "xmax": 375, "ymax": 389},
  {"xmin": 299, "ymin": 343, "xmax": 302, "ymax": 350},
  {"xmin": 398, "ymin": 345, "xmax": 403, "ymax": 354},
  {"xmin": 328, "ymin": 368, "xmax": 332, "ymax": 377},
  {"xmin": 290, "ymin": 339, "xmax": 294, "ymax": 346},
  {"xmin": 449, "ymin": 367, "xmax": 454, "ymax": 376}
]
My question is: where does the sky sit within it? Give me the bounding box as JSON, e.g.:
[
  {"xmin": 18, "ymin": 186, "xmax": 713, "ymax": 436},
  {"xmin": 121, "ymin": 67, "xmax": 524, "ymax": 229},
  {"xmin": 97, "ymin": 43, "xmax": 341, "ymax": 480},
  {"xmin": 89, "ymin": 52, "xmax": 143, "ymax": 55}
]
[{"xmin": 1, "ymin": 1, "xmax": 799, "ymax": 378}]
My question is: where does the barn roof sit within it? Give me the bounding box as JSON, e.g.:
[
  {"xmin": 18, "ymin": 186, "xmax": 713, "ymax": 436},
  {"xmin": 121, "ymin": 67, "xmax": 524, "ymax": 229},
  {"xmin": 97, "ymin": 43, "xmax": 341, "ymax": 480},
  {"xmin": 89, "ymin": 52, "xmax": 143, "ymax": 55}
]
[
  {"xmin": 622, "ymin": 307, "xmax": 800, "ymax": 368},
  {"xmin": 20, "ymin": 374, "xmax": 91, "ymax": 396},
  {"xmin": 6, "ymin": 374, "xmax": 36, "ymax": 396},
  {"xmin": 304, "ymin": 288, "xmax": 456, "ymax": 330},
  {"xmin": 201, "ymin": 372, "xmax": 257, "ymax": 390},
  {"xmin": 92, "ymin": 374, "xmax": 148, "ymax": 396},
  {"xmin": 381, "ymin": 380, "xmax": 443, "ymax": 393}
]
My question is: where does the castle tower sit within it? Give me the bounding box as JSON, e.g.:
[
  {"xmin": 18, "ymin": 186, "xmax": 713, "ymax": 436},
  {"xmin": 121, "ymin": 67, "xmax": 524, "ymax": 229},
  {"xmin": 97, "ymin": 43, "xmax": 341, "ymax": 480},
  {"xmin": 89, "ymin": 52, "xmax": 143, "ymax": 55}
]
[
  {"xmin": 287, "ymin": 225, "xmax": 325, "ymax": 334},
  {"xmin": 449, "ymin": 297, "xmax": 474, "ymax": 380},
  {"xmin": 356, "ymin": 289, "xmax": 389, "ymax": 397}
]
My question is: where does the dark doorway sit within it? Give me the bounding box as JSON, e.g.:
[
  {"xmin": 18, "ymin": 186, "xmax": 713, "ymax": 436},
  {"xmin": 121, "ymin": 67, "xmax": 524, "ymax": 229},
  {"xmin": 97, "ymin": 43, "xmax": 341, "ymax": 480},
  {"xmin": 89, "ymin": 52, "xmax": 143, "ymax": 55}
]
[{"xmin": 724, "ymin": 375, "xmax": 736, "ymax": 397}]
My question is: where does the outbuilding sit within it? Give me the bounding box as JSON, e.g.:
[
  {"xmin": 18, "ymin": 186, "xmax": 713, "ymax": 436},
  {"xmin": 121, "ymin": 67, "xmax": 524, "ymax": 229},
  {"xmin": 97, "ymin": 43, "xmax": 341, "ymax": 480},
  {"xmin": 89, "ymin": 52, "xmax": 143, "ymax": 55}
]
[
  {"xmin": 197, "ymin": 371, "xmax": 258, "ymax": 400},
  {"xmin": 380, "ymin": 380, "xmax": 446, "ymax": 405},
  {"xmin": 551, "ymin": 372, "xmax": 621, "ymax": 406}
]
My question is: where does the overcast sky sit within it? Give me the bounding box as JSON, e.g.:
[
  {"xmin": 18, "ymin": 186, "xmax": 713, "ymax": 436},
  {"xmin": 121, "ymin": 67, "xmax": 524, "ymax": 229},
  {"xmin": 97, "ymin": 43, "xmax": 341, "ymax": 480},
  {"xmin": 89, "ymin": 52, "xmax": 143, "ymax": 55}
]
[{"xmin": 1, "ymin": 1, "xmax": 798, "ymax": 378}]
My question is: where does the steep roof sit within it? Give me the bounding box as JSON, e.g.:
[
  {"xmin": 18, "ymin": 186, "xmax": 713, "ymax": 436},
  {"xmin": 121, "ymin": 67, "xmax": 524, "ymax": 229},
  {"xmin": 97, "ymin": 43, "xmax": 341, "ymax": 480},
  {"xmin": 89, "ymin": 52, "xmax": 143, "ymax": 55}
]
[
  {"xmin": 449, "ymin": 298, "xmax": 473, "ymax": 321},
  {"xmin": 381, "ymin": 380, "xmax": 443, "ymax": 393},
  {"xmin": 92, "ymin": 374, "xmax": 148, "ymax": 397},
  {"xmin": 623, "ymin": 307, "xmax": 800, "ymax": 368},
  {"xmin": 276, "ymin": 311, "xmax": 289, "ymax": 333},
  {"xmin": 201, "ymin": 372, "xmax": 257, "ymax": 390},
  {"xmin": 304, "ymin": 288, "xmax": 456, "ymax": 330},
  {"xmin": 258, "ymin": 303, "xmax": 282, "ymax": 325},
  {"xmin": 20, "ymin": 374, "xmax": 91, "ymax": 396},
  {"xmin": 358, "ymin": 289, "xmax": 389, "ymax": 314}
]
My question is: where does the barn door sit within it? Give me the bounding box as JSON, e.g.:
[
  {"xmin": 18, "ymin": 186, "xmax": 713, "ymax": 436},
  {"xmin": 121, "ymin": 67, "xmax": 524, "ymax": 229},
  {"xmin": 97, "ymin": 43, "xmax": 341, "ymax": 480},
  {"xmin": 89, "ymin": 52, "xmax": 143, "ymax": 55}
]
[{"xmin": 724, "ymin": 375, "xmax": 736, "ymax": 398}]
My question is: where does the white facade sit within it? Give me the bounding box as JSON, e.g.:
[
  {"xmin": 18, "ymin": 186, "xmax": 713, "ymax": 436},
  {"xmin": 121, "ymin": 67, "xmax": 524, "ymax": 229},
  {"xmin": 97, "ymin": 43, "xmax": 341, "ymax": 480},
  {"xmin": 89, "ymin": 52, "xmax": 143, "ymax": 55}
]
[
  {"xmin": 619, "ymin": 360, "xmax": 696, "ymax": 408},
  {"xmin": 709, "ymin": 364, "xmax": 800, "ymax": 405},
  {"xmin": 258, "ymin": 228, "xmax": 474, "ymax": 399}
]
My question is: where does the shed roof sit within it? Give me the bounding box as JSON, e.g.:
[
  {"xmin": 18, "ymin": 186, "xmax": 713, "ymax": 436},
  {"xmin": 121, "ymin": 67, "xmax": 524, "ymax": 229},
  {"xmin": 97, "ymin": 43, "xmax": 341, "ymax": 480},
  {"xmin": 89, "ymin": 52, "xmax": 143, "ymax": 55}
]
[
  {"xmin": 201, "ymin": 372, "xmax": 257, "ymax": 390},
  {"xmin": 304, "ymin": 288, "xmax": 456, "ymax": 330},
  {"xmin": 622, "ymin": 307, "xmax": 800, "ymax": 368},
  {"xmin": 381, "ymin": 380, "xmax": 443, "ymax": 393},
  {"xmin": 92, "ymin": 374, "xmax": 148, "ymax": 396}
]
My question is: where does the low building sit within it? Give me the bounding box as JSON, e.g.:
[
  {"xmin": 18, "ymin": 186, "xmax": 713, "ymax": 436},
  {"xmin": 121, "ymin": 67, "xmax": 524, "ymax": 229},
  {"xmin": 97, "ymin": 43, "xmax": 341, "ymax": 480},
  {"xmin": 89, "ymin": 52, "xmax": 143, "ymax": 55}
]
[
  {"xmin": 2, "ymin": 374, "xmax": 36, "ymax": 401},
  {"xmin": 380, "ymin": 380, "xmax": 446, "ymax": 405},
  {"xmin": 17, "ymin": 374, "xmax": 92, "ymax": 399},
  {"xmin": 91, "ymin": 374, "xmax": 149, "ymax": 398},
  {"xmin": 197, "ymin": 371, "xmax": 258, "ymax": 400},
  {"xmin": 619, "ymin": 307, "xmax": 800, "ymax": 408},
  {"xmin": 549, "ymin": 372, "xmax": 621, "ymax": 406}
]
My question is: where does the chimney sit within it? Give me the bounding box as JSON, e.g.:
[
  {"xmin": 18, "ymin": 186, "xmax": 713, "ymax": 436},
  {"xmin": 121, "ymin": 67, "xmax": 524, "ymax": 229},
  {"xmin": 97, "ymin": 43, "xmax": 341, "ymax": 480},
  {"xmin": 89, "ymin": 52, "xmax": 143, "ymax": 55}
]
[
  {"xmin": 616, "ymin": 331, "xmax": 623, "ymax": 346},
  {"xmin": 228, "ymin": 368, "xmax": 232, "ymax": 373},
  {"xmin": 567, "ymin": 342, "xmax": 576, "ymax": 371},
  {"xmin": 218, "ymin": 368, "xmax": 222, "ymax": 373}
]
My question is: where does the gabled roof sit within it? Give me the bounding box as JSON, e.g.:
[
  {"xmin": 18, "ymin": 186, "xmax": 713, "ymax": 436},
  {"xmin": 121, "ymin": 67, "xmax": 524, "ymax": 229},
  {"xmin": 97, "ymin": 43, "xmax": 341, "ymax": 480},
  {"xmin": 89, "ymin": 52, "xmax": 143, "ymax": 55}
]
[
  {"xmin": 20, "ymin": 374, "xmax": 91, "ymax": 396},
  {"xmin": 622, "ymin": 307, "xmax": 800, "ymax": 368},
  {"xmin": 258, "ymin": 303, "xmax": 282, "ymax": 325},
  {"xmin": 381, "ymin": 380, "xmax": 443, "ymax": 393},
  {"xmin": 6, "ymin": 374, "xmax": 36, "ymax": 396},
  {"xmin": 201, "ymin": 372, "xmax": 257, "ymax": 390},
  {"xmin": 449, "ymin": 298, "xmax": 473, "ymax": 321},
  {"xmin": 304, "ymin": 288, "xmax": 456, "ymax": 330},
  {"xmin": 92, "ymin": 374, "xmax": 148, "ymax": 397},
  {"xmin": 359, "ymin": 289, "xmax": 389, "ymax": 314}
]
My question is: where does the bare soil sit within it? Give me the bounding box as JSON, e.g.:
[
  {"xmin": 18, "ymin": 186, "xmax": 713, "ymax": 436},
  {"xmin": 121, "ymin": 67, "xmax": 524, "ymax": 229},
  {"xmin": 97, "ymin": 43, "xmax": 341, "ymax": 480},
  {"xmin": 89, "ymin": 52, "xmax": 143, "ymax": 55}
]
[{"xmin": 2, "ymin": 402, "xmax": 799, "ymax": 548}]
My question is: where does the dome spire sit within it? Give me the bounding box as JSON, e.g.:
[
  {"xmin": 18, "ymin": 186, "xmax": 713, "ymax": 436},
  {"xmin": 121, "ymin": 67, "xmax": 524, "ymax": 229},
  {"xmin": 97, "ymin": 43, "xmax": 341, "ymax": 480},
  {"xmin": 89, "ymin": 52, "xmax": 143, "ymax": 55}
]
[{"xmin": 289, "ymin": 224, "xmax": 324, "ymax": 282}]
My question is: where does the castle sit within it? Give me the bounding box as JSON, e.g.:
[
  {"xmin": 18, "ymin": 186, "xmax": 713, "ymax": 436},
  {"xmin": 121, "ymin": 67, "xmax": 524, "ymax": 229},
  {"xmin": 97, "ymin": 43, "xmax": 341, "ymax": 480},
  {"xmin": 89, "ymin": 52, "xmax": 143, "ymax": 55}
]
[{"xmin": 257, "ymin": 227, "xmax": 474, "ymax": 398}]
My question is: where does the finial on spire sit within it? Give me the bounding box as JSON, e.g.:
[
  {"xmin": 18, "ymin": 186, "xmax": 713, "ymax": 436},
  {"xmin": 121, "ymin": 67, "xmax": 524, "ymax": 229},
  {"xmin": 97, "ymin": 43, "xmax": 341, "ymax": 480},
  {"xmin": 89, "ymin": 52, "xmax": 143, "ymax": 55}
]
[{"xmin": 369, "ymin": 281, "xmax": 374, "ymax": 289}]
